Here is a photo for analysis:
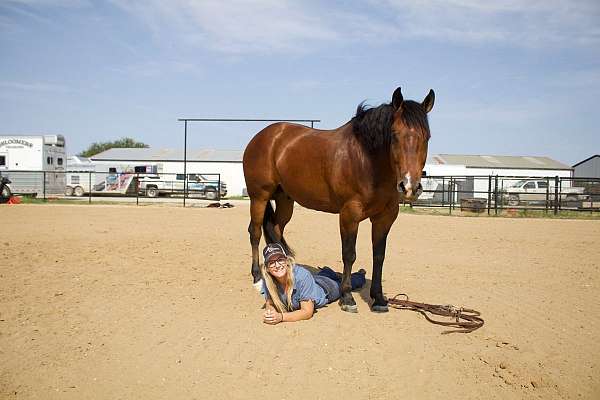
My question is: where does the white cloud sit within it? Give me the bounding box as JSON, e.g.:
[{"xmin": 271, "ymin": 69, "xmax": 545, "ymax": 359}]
[
  {"xmin": 110, "ymin": 0, "xmax": 339, "ymax": 54},
  {"xmin": 379, "ymin": 0, "xmax": 600, "ymax": 47},
  {"xmin": 10, "ymin": 0, "xmax": 597, "ymax": 55}
]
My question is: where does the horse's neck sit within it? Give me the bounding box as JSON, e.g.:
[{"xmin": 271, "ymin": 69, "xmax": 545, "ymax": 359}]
[{"xmin": 341, "ymin": 132, "xmax": 395, "ymax": 185}]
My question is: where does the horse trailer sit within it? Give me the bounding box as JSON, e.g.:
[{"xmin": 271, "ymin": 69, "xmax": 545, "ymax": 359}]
[
  {"xmin": 0, "ymin": 134, "xmax": 66, "ymax": 196},
  {"xmin": 66, "ymin": 156, "xmax": 157, "ymax": 196}
]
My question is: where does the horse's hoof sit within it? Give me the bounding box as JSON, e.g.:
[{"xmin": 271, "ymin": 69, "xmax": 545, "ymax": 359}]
[
  {"xmin": 371, "ymin": 304, "xmax": 389, "ymax": 313},
  {"xmin": 252, "ymin": 279, "xmax": 264, "ymax": 293},
  {"xmin": 340, "ymin": 303, "xmax": 358, "ymax": 313}
]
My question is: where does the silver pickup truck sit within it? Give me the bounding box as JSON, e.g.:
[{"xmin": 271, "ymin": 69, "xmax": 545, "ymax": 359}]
[
  {"xmin": 500, "ymin": 179, "xmax": 587, "ymax": 206},
  {"xmin": 138, "ymin": 174, "xmax": 227, "ymax": 200}
]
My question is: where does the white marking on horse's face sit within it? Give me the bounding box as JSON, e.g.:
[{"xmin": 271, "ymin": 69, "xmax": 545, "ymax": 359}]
[{"xmin": 404, "ymin": 172, "xmax": 412, "ymax": 192}]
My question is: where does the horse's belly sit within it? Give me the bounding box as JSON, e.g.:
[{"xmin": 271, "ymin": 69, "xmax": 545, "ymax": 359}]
[
  {"xmin": 290, "ymin": 193, "xmax": 340, "ymax": 214},
  {"xmin": 279, "ymin": 179, "xmax": 340, "ymax": 214}
]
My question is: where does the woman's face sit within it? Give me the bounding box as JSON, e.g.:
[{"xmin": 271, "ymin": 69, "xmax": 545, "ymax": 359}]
[{"xmin": 267, "ymin": 257, "xmax": 288, "ymax": 279}]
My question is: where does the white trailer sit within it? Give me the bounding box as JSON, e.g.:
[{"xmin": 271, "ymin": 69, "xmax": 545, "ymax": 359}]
[
  {"xmin": 0, "ymin": 134, "xmax": 66, "ymax": 196},
  {"xmin": 66, "ymin": 156, "xmax": 157, "ymax": 196}
]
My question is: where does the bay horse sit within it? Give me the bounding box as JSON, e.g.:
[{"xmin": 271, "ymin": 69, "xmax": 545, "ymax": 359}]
[{"xmin": 243, "ymin": 87, "xmax": 434, "ymax": 312}]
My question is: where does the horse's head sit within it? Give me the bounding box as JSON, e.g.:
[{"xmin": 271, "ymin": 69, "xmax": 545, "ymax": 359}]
[{"xmin": 389, "ymin": 87, "xmax": 434, "ymax": 202}]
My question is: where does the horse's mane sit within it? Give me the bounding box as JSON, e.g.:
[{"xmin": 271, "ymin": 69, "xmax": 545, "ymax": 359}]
[{"xmin": 351, "ymin": 100, "xmax": 430, "ymax": 152}]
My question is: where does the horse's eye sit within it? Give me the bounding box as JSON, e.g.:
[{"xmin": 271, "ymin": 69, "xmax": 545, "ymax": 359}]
[{"xmin": 391, "ymin": 135, "xmax": 399, "ymax": 144}]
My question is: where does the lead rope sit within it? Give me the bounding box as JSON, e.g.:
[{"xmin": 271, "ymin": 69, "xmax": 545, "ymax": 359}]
[{"xmin": 387, "ymin": 294, "xmax": 484, "ymax": 334}]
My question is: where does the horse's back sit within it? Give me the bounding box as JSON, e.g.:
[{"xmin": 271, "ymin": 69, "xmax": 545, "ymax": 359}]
[
  {"xmin": 243, "ymin": 122, "xmax": 311, "ymax": 194},
  {"xmin": 243, "ymin": 122, "xmax": 343, "ymax": 210}
]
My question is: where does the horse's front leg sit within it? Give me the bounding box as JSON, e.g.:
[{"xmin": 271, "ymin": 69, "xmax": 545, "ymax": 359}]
[
  {"xmin": 339, "ymin": 212, "xmax": 359, "ymax": 313},
  {"xmin": 370, "ymin": 204, "xmax": 399, "ymax": 312}
]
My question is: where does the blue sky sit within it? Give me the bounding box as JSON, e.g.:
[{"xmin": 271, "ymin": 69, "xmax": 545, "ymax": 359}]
[{"xmin": 1, "ymin": 0, "xmax": 599, "ymax": 165}]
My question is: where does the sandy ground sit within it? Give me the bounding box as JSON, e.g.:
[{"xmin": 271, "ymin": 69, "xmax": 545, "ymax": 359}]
[{"xmin": 1, "ymin": 204, "xmax": 599, "ymax": 400}]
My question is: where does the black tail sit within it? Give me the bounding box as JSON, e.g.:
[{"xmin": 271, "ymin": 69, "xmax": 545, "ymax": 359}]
[{"xmin": 262, "ymin": 200, "xmax": 295, "ymax": 257}]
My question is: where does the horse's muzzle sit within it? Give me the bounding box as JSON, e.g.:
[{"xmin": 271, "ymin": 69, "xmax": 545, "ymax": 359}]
[{"xmin": 398, "ymin": 182, "xmax": 423, "ymax": 202}]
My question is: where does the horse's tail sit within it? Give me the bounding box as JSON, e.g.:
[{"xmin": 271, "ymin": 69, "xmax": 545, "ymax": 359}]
[{"xmin": 262, "ymin": 200, "xmax": 295, "ymax": 257}]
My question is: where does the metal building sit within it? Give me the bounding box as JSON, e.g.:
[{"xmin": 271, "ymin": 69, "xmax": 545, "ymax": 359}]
[{"xmin": 573, "ymin": 155, "xmax": 600, "ymax": 178}]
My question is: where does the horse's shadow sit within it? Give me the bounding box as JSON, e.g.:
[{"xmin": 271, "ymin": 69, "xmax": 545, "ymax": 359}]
[{"xmin": 301, "ymin": 264, "xmax": 373, "ymax": 307}]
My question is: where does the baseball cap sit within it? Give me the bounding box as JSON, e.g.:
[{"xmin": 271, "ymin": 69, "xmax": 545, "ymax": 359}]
[{"xmin": 263, "ymin": 243, "xmax": 287, "ymax": 264}]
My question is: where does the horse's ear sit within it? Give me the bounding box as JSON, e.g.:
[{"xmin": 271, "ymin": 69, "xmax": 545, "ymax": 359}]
[
  {"xmin": 422, "ymin": 89, "xmax": 435, "ymax": 113},
  {"xmin": 392, "ymin": 87, "xmax": 403, "ymax": 110}
]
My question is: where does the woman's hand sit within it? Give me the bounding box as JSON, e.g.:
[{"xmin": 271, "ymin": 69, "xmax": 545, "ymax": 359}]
[{"xmin": 263, "ymin": 308, "xmax": 284, "ymax": 325}]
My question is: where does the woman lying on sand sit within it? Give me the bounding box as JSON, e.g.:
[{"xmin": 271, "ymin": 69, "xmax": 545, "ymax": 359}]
[{"xmin": 261, "ymin": 243, "xmax": 366, "ymax": 324}]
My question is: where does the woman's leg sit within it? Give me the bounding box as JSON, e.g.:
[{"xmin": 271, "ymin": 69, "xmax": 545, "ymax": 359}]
[{"xmin": 317, "ymin": 267, "xmax": 366, "ymax": 291}]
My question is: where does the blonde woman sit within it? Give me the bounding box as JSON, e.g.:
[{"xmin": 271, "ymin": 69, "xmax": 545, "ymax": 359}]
[{"xmin": 261, "ymin": 243, "xmax": 366, "ymax": 325}]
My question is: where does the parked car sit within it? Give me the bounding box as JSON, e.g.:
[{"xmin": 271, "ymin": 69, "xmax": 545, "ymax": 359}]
[
  {"xmin": 500, "ymin": 179, "xmax": 588, "ymax": 206},
  {"xmin": 138, "ymin": 174, "xmax": 227, "ymax": 199}
]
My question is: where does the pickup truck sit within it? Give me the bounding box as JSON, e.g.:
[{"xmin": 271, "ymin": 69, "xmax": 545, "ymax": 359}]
[
  {"xmin": 138, "ymin": 174, "xmax": 227, "ymax": 200},
  {"xmin": 500, "ymin": 179, "xmax": 587, "ymax": 206}
]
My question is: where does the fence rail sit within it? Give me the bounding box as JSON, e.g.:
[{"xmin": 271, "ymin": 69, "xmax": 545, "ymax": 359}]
[{"xmin": 2, "ymin": 170, "xmax": 599, "ymax": 214}]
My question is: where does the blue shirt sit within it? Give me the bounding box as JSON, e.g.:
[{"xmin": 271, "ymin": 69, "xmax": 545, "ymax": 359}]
[{"xmin": 262, "ymin": 264, "xmax": 328, "ymax": 310}]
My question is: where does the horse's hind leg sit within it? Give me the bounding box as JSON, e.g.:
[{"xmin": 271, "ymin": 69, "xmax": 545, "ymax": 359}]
[
  {"xmin": 249, "ymin": 197, "xmax": 269, "ymax": 286},
  {"xmin": 272, "ymin": 189, "xmax": 294, "ymax": 243}
]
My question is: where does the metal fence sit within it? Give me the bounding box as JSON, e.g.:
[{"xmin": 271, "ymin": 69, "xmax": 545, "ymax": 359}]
[
  {"xmin": 412, "ymin": 175, "xmax": 600, "ymax": 214},
  {"xmin": 0, "ymin": 170, "xmax": 224, "ymax": 207},
  {"xmin": 2, "ymin": 170, "xmax": 600, "ymax": 215}
]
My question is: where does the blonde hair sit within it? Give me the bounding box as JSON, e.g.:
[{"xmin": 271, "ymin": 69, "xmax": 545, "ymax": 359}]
[{"xmin": 261, "ymin": 256, "xmax": 296, "ymax": 312}]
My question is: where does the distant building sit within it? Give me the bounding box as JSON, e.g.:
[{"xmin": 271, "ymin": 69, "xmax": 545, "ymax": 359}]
[
  {"xmin": 425, "ymin": 154, "xmax": 572, "ymax": 177},
  {"xmin": 422, "ymin": 154, "xmax": 573, "ymax": 201},
  {"xmin": 573, "ymin": 155, "xmax": 600, "ymax": 178}
]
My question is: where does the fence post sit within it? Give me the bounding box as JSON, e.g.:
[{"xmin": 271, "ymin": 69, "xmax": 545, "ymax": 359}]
[
  {"xmin": 494, "ymin": 175, "xmax": 499, "ymax": 215},
  {"xmin": 487, "ymin": 175, "xmax": 491, "ymax": 215},
  {"xmin": 43, "ymin": 171, "xmax": 46, "ymax": 201},
  {"xmin": 545, "ymin": 177, "xmax": 550, "ymax": 214},
  {"xmin": 553, "ymin": 176, "xmax": 559, "ymax": 215},
  {"xmin": 441, "ymin": 177, "xmax": 445, "ymax": 208},
  {"xmin": 449, "ymin": 177, "xmax": 453, "ymax": 215},
  {"xmin": 217, "ymin": 173, "xmax": 221, "ymax": 202},
  {"xmin": 136, "ymin": 173, "xmax": 139, "ymax": 206},
  {"xmin": 89, "ymin": 171, "xmax": 92, "ymax": 204},
  {"xmin": 559, "ymin": 176, "xmax": 563, "ymax": 212}
]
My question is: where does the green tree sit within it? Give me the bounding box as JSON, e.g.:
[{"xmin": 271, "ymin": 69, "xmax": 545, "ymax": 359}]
[{"xmin": 78, "ymin": 137, "xmax": 149, "ymax": 157}]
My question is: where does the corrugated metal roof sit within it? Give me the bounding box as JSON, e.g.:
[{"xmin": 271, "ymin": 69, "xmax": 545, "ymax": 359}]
[
  {"xmin": 428, "ymin": 154, "xmax": 572, "ymax": 170},
  {"xmin": 90, "ymin": 148, "xmax": 243, "ymax": 162}
]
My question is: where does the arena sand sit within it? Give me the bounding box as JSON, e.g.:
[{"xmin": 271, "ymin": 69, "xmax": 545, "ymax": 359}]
[{"xmin": 1, "ymin": 204, "xmax": 599, "ymax": 399}]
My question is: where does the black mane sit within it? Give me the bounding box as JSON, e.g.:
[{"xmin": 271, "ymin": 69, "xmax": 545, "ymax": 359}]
[{"xmin": 351, "ymin": 100, "xmax": 430, "ymax": 152}]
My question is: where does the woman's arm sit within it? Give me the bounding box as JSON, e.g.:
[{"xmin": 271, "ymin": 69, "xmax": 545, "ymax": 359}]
[
  {"xmin": 264, "ymin": 300, "xmax": 314, "ymax": 324},
  {"xmin": 282, "ymin": 300, "xmax": 315, "ymax": 322}
]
